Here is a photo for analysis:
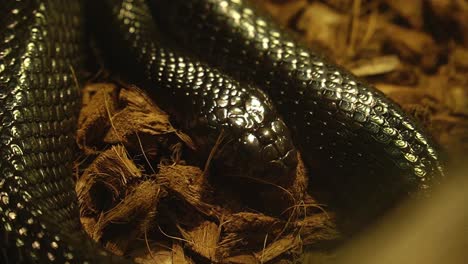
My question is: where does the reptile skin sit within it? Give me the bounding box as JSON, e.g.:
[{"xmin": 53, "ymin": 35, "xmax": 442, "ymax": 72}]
[
  {"xmin": 1, "ymin": 0, "xmax": 296, "ymax": 262},
  {"xmin": 0, "ymin": 0, "xmax": 446, "ymax": 263},
  {"xmin": 148, "ymin": 0, "xmax": 445, "ymax": 215},
  {"xmin": 0, "ymin": 1, "xmax": 128, "ymax": 263},
  {"xmin": 87, "ymin": 0, "xmax": 298, "ymax": 179}
]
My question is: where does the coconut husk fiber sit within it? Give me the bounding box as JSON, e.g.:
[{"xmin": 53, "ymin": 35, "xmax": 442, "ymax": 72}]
[
  {"xmin": 75, "ymin": 83, "xmax": 338, "ymax": 263},
  {"xmin": 75, "ymin": 0, "xmax": 467, "ymax": 263}
]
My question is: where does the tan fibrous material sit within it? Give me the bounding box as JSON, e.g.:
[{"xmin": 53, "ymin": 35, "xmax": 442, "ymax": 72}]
[{"xmin": 75, "ymin": 82, "xmax": 339, "ymax": 263}]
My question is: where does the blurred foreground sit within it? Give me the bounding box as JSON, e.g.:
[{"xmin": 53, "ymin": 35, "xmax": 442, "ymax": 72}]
[{"xmin": 304, "ymin": 166, "xmax": 468, "ymax": 264}]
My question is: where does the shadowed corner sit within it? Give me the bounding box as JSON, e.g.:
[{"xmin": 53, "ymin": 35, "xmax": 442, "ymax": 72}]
[{"xmin": 302, "ymin": 164, "xmax": 468, "ymax": 264}]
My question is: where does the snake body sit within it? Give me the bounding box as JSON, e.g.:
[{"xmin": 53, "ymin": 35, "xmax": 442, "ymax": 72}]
[
  {"xmin": 0, "ymin": 0, "xmax": 445, "ymax": 263},
  {"xmin": 88, "ymin": 0, "xmax": 298, "ymax": 179},
  {"xmin": 0, "ymin": 1, "xmax": 128, "ymax": 263},
  {"xmin": 148, "ymin": 0, "xmax": 445, "ymax": 213}
]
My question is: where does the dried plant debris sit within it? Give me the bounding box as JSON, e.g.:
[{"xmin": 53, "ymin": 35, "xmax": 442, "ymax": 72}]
[
  {"xmin": 255, "ymin": 0, "xmax": 467, "ymax": 165},
  {"xmin": 75, "ymin": 83, "xmax": 338, "ymax": 263},
  {"xmin": 76, "ymin": 145, "xmax": 143, "ymax": 215},
  {"xmin": 75, "ymin": 0, "xmax": 467, "ymax": 262},
  {"xmin": 77, "ymin": 83, "xmax": 119, "ymax": 155}
]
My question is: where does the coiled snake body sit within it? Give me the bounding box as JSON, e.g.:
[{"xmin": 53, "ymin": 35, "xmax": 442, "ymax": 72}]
[{"xmin": 0, "ymin": 0, "xmax": 444, "ymax": 263}]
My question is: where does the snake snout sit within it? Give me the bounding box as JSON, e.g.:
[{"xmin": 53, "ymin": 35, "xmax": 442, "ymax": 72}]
[
  {"xmin": 196, "ymin": 82, "xmax": 297, "ymax": 179},
  {"xmin": 231, "ymin": 90, "xmax": 298, "ymax": 177},
  {"xmin": 247, "ymin": 119, "xmax": 297, "ymax": 171},
  {"xmin": 230, "ymin": 118, "xmax": 298, "ymax": 180}
]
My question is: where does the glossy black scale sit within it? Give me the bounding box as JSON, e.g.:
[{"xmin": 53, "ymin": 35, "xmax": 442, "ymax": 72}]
[
  {"xmin": 0, "ymin": 0, "xmax": 297, "ymax": 262},
  {"xmin": 148, "ymin": 0, "xmax": 445, "ymax": 225},
  {"xmin": 0, "ymin": 1, "xmax": 128, "ymax": 263},
  {"xmin": 0, "ymin": 0, "xmax": 448, "ymax": 262},
  {"xmin": 87, "ymin": 0, "xmax": 298, "ymax": 179}
]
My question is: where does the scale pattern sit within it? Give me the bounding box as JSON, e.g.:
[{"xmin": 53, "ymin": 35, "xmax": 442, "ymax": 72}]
[
  {"xmin": 149, "ymin": 0, "xmax": 445, "ymax": 212},
  {"xmin": 88, "ymin": 0, "xmax": 298, "ymax": 177},
  {"xmin": 0, "ymin": 1, "xmax": 128, "ymax": 263},
  {"xmin": 0, "ymin": 0, "xmax": 448, "ymax": 262}
]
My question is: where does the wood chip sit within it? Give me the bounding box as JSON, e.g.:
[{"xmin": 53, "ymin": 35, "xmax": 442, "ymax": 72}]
[
  {"xmin": 350, "ymin": 55, "xmax": 400, "ymax": 76},
  {"xmin": 385, "ymin": 0, "xmax": 423, "ymax": 28},
  {"xmin": 75, "ymin": 1, "xmax": 468, "ymax": 262},
  {"xmin": 381, "ymin": 23, "xmax": 440, "ymax": 71}
]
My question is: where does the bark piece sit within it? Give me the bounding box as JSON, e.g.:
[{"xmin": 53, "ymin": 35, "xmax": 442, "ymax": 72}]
[{"xmin": 385, "ymin": 0, "xmax": 423, "ymax": 28}]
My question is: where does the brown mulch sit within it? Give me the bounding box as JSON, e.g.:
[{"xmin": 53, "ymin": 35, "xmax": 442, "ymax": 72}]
[
  {"xmin": 74, "ymin": 1, "xmax": 467, "ymax": 263},
  {"xmin": 75, "ymin": 83, "xmax": 338, "ymax": 263},
  {"xmin": 258, "ymin": 0, "xmax": 467, "ymax": 166}
]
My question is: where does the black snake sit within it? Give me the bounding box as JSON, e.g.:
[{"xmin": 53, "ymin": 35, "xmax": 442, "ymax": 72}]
[{"xmin": 0, "ymin": 0, "xmax": 445, "ymax": 263}]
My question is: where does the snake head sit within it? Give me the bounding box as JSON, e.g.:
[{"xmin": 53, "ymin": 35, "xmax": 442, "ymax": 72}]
[
  {"xmin": 187, "ymin": 80, "xmax": 298, "ymax": 182},
  {"xmin": 87, "ymin": 0, "xmax": 298, "ymax": 181}
]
